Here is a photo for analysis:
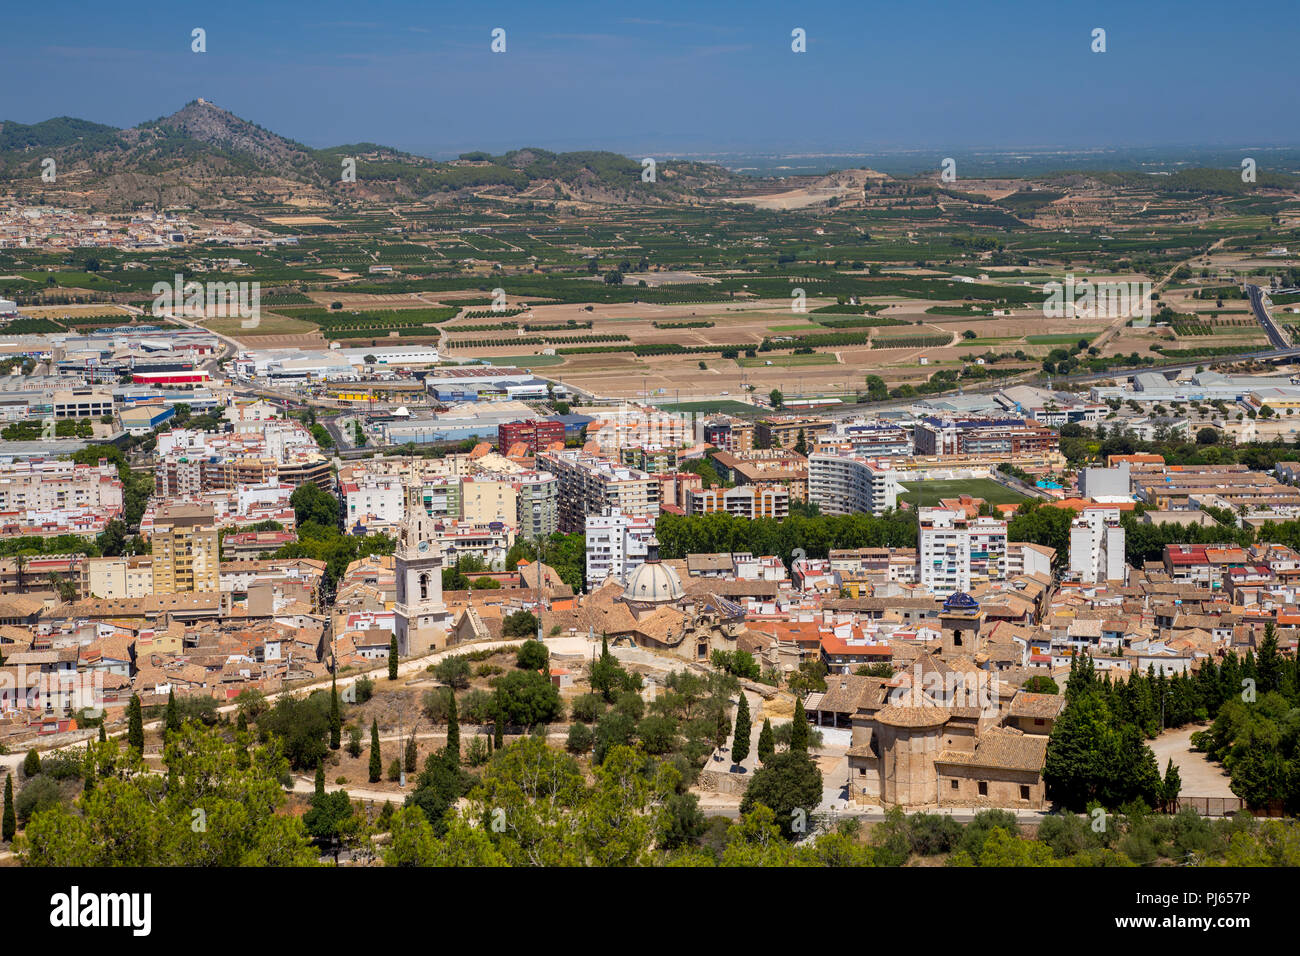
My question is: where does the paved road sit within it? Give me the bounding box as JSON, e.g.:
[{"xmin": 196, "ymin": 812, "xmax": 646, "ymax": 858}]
[{"xmin": 1246, "ymin": 283, "xmax": 1290, "ymax": 349}]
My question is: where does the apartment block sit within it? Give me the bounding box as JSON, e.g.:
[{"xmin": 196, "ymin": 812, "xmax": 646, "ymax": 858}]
[
  {"xmin": 497, "ymin": 418, "xmax": 565, "ymax": 455},
  {"xmin": 688, "ymin": 484, "xmax": 789, "ymax": 520},
  {"xmin": 913, "ymin": 416, "xmax": 1059, "ymax": 457},
  {"xmin": 703, "ymin": 416, "xmax": 755, "ymax": 454},
  {"xmin": 1069, "ymin": 507, "xmax": 1127, "ymax": 584},
  {"xmin": 151, "ymin": 502, "xmax": 219, "ymax": 594},
  {"xmin": 538, "ymin": 449, "xmax": 659, "ymax": 534},
  {"xmin": 85, "ymin": 555, "xmax": 155, "ymax": 599},
  {"xmin": 342, "ymin": 476, "xmax": 405, "ymax": 532},
  {"xmin": 585, "ymin": 509, "xmax": 657, "ymax": 586},
  {"xmin": 918, "ymin": 507, "xmax": 1008, "ymax": 598},
  {"xmin": 808, "ymin": 452, "xmax": 901, "ymax": 516},
  {"xmin": 755, "ymin": 415, "xmax": 832, "ymax": 450},
  {"xmin": 515, "ymin": 471, "xmax": 559, "ymax": 540}
]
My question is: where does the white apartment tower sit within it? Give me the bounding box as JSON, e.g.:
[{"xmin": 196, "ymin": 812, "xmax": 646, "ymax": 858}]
[
  {"xmin": 1069, "ymin": 507, "xmax": 1127, "ymax": 584},
  {"xmin": 585, "ymin": 508, "xmax": 658, "ymax": 587},
  {"xmin": 808, "ymin": 452, "xmax": 901, "ymax": 516},
  {"xmin": 917, "ymin": 507, "xmax": 1008, "ymax": 598}
]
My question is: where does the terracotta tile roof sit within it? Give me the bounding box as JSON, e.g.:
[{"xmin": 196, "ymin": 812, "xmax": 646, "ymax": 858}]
[{"xmin": 936, "ymin": 727, "xmax": 1047, "ymax": 772}]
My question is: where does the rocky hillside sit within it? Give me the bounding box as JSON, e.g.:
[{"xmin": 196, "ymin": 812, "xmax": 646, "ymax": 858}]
[{"xmin": 0, "ymin": 101, "xmax": 750, "ymax": 209}]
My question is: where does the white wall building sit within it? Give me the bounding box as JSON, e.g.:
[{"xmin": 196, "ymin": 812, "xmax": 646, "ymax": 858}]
[
  {"xmin": 917, "ymin": 507, "xmax": 1008, "ymax": 598},
  {"xmin": 585, "ymin": 508, "xmax": 657, "ymax": 587},
  {"xmin": 808, "ymin": 452, "xmax": 901, "ymax": 516},
  {"xmin": 1069, "ymin": 507, "xmax": 1127, "ymax": 584},
  {"xmin": 341, "ymin": 476, "xmax": 406, "ymax": 531}
]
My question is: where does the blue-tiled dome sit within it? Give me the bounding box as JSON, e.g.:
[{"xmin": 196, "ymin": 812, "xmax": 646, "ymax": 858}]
[{"xmin": 943, "ymin": 591, "xmax": 979, "ymax": 613}]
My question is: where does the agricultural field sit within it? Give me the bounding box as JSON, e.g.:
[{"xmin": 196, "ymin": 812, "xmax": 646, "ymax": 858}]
[{"xmin": 4, "ymin": 148, "xmax": 1298, "ymax": 404}]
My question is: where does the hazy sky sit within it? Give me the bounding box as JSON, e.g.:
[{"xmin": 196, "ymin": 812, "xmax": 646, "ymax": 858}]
[{"xmin": 3, "ymin": 0, "xmax": 1295, "ymax": 158}]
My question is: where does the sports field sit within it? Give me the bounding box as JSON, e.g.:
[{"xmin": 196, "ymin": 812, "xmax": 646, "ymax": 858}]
[{"xmin": 897, "ymin": 478, "xmax": 1029, "ymax": 508}]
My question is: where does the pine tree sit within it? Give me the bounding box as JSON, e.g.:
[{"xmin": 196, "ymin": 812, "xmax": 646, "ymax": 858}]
[
  {"xmin": 731, "ymin": 693, "xmax": 752, "ymax": 768},
  {"xmin": 404, "ymin": 735, "xmax": 417, "ymax": 773},
  {"xmin": 127, "ymin": 693, "xmax": 144, "ymax": 753},
  {"xmin": 314, "ymin": 762, "xmax": 326, "ymax": 798},
  {"xmin": 22, "ymin": 749, "xmax": 39, "ymax": 778},
  {"xmin": 790, "ymin": 697, "xmax": 810, "ymax": 753},
  {"xmin": 493, "ymin": 704, "xmax": 504, "ymax": 750},
  {"xmin": 97, "ymin": 723, "xmax": 106, "ymax": 743},
  {"xmin": 388, "ymin": 636, "xmax": 399, "ymax": 681},
  {"xmin": 446, "ymin": 690, "xmax": 460, "ymax": 765},
  {"xmin": 369, "ymin": 718, "xmax": 382, "ymax": 783},
  {"xmin": 758, "ymin": 718, "xmax": 775, "ymax": 764},
  {"xmin": 165, "ymin": 688, "xmax": 180, "ymax": 734},
  {"xmin": 329, "ymin": 674, "xmax": 341, "ymax": 750},
  {"xmin": 2, "ymin": 774, "xmax": 13, "ymax": 842}
]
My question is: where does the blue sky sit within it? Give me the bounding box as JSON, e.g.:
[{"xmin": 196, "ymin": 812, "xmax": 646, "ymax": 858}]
[{"xmin": 2, "ymin": 0, "xmax": 1295, "ymax": 158}]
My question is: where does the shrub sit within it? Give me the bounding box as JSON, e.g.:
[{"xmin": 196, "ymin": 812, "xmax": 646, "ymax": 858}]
[
  {"xmin": 515, "ymin": 640, "xmax": 549, "ymax": 672},
  {"xmin": 434, "ymin": 656, "xmax": 471, "ymax": 689},
  {"xmin": 16, "ymin": 775, "xmax": 61, "ymax": 823},
  {"xmin": 422, "ymin": 687, "xmax": 454, "ymax": 723},
  {"xmin": 353, "ymin": 676, "xmax": 375, "ymax": 703},
  {"xmin": 566, "ymin": 722, "xmax": 594, "ymax": 754},
  {"xmin": 570, "ymin": 693, "xmax": 605, "ymax": 724}
]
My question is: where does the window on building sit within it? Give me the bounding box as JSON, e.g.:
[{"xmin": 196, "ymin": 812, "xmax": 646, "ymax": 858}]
[
  {"xmin": 977, "ymin": 781, "xmax": 988, "ymax": 796},
  {"xmin": 950, "ymin": 779, "xmax": 959, "ymax": 789},
  {"xmin": 1020, "ymin": 785, "xmax": 1030, "ymax": 800}
]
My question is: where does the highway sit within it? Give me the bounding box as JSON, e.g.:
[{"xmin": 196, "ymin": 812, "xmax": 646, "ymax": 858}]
[{"xmin": 1246, "ymin": 283, "xmax": 1290, "ymax": 349}]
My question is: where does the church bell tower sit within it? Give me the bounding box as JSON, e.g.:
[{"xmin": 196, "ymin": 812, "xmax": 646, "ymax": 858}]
[{"xmin": 393, "ymin": 506, "xmax": 450, "ymax": 656}]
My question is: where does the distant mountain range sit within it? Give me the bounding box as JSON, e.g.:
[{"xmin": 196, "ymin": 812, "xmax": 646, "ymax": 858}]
[
  {"xmin": 2, "ymin": 101, "xmax": 1295, "ymax": 214},
  {"xmin": 0, "ymin": 100, "xmax": 749, "ymax": 209}
]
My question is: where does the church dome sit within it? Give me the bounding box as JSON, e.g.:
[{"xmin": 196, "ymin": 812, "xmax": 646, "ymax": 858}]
[
  {"xmin": 943, "ymin": 591, "xmax": 980, "ymax": 613},
  {"xmin": 621, "ymin": 537, "xmax": 684, "ymax": 606}
]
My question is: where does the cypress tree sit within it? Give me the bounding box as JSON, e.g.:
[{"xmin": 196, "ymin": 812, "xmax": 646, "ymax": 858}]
[
  {"xmin": 165, "ymin": 688, "xmax": 180, "ymax": 734},
  {"xmin": 127, "ymin": 694, "xmax": 144, "ymax": 753},
  {"xmin": 758, "ymin": 717, "xmax": 775, "ymax": 764},
  {"xmin": 446, "ymin": 690, "xmax": 460, "ymax": 765},
  {"xmin": 314, "ymin": 762, "xmax": 326, "ymax": 797},
  {"xmin": 2, "ymin": 774, "xmax": 13, "ymax": 842},
  {"xmin": 731, "ymin": 693, "xmax": 752, "ymax": 767},
  {"xmin": 388, "ymin": 636, "xmax": 398, "ymax": 680},
  {"xmin": 22, "ymin": 748, "xmax": 40, "ymax": 778},
  {"xmin": 790, "ymin": 697, "xmax": 810, "ymax": 753},
  {"xmin": 97, "ymin": 722, "xmax": 106, "ymax": 743},
  {"xmin": 1163, "ymin": 758, "xmax": 1183, "ymax": 813},
  {"xmin": 404, "ymin": 735, "xmax": 417, "ymax": 773},
  {"xmin": 493, "ymin": 704, "xmax": 504, "ymax": 750},
  {"xmin": 82, "ymin": 745, "xmax": 96, "ymax": 794},
  {"xmin": 369, "ymin": 718, "xmax": 382, "ymax": 783},
  {"xmin": 329, "ymin": 674, "xmax": 341, "ymax": 750}
]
